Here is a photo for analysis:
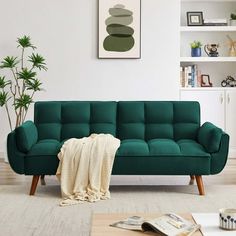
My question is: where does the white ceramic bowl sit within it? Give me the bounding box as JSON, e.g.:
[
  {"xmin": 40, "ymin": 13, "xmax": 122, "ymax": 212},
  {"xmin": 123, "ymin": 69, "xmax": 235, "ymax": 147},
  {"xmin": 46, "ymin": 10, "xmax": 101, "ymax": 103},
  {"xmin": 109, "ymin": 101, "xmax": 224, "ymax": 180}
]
[{"xmin": 219, "ymin": 208, "xmax": 236, "ymax": 230}]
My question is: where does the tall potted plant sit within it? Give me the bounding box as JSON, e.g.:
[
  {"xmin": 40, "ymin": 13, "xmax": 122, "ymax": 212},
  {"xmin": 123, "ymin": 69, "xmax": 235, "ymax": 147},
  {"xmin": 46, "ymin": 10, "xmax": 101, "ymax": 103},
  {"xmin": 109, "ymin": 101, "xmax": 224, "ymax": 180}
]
[{"xmin": 0, "ymin": 36, "xmax": 47, "ymax": 131}]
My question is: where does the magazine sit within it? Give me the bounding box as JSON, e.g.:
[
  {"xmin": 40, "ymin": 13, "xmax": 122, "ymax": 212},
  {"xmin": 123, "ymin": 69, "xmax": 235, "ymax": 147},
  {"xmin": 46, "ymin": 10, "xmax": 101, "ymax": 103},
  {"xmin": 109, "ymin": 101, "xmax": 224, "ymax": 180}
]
[{"xmin": 110, "ymin": 213, "xmax": 201, "ymax": 236}]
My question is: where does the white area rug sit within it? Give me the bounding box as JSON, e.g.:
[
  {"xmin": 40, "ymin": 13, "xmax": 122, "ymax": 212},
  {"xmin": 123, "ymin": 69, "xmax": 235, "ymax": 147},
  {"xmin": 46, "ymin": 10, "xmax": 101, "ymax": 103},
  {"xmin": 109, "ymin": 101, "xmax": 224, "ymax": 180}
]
[{"xmin": 0, "ymin": 184, "xmax": 235, "ymax": 236}]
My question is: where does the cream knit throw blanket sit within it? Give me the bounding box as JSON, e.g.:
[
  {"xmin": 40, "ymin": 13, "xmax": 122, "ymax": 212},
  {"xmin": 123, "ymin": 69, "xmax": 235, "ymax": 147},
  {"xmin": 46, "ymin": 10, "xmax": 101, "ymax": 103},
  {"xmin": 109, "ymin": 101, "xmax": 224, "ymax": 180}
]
[{"xmin": 56, "ymin": 134, "xmax": 120, "ymax": 206}]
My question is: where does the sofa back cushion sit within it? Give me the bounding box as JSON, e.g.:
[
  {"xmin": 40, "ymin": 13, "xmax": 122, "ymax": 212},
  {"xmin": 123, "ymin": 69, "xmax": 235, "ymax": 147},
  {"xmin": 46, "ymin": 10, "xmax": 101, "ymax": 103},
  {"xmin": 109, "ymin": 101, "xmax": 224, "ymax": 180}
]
[
  {"xmin": 118, "ymin": 102, "xmax": 145, "ymax": 140},
  {"xmin": 34, "ymin": 101, "xmax": 200, "ymax": 142},
  {"xmin": 145, "ymin": 102, "xmax": 174, "ymax": 140},
  {"xmin": 173, "ymin": 102, "xmax": 200, "ymax": 140},
  {"xmin": 117, "ymin": 101, "xmax": 200, "ymax": 141},
  {"xmin": 34, "ymin": 101, "xmax": 117, "ymax": 141},
  {"xmin": 34, "ymin": 102, "xmax": 61, "ymax": 140}
]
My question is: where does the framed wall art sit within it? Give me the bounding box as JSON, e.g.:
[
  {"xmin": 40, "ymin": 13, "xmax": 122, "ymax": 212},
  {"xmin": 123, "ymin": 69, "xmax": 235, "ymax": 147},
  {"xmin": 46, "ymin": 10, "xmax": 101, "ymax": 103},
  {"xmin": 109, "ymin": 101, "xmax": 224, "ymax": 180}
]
[
  {"xmin": 98, "ymin": 0, "xmax": 141, "ymax": 59},
  {"xmin": 186, "ymin": 12, "xmax": 203, "ymax": 26}
]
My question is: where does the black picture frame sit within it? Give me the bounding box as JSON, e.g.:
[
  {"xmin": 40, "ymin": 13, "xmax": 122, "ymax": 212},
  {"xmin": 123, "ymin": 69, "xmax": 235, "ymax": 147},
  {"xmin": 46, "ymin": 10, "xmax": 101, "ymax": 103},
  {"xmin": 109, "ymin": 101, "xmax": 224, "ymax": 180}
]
[{"xmin": 187, "ymin": 12, "xmax": 203, "ymax": 26}]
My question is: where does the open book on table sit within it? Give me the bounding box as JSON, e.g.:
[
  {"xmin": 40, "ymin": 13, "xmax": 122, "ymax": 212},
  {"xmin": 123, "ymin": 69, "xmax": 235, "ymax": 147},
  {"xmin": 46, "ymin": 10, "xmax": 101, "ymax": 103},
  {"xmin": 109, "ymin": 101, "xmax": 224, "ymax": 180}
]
[{"xmin": 110, "ymin": 213, "xmax": 201, "ymax": 236}]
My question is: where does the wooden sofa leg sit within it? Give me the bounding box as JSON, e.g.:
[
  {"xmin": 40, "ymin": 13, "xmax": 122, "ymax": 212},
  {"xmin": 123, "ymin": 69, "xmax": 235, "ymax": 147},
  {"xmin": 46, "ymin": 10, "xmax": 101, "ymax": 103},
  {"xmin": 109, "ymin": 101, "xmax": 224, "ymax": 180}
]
[
  {"xmin": 30, "ymin": 175, "xmax": 40, "ymax": 195},
  {"xmin": 40, "ymin": 175, "xmax": 46, "ymax": 185},
  {"xmin": 195, "ymin": 175, "xmax": 205, "ymax": 195},
  {"xmin": 189, "ymin": 175, "xmax": 195, "ymax": 185}
]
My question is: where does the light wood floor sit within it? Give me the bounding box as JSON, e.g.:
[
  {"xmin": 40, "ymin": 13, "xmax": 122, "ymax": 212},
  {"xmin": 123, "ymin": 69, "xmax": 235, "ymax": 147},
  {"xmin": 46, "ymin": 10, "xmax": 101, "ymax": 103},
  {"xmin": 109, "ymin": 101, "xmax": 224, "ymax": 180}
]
[{"xmin": 1, "ymin": 158, "xmax": 236, "ymax": 186}]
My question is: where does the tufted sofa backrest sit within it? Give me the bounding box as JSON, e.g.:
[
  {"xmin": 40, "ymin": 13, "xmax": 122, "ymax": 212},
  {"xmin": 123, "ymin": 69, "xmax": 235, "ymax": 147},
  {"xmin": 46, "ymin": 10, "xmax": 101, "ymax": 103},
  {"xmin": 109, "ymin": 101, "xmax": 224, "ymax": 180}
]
[
  {"xmin": 117, "ymin": 101, "xmax": 200, "ymax": 141},
  {"xmin": 34, "ymin": 101, "xmax": 200, "ymax": 141},
  {"xmin": 34, "ymin": 101, "xmax": 117, "ymax": 141}
]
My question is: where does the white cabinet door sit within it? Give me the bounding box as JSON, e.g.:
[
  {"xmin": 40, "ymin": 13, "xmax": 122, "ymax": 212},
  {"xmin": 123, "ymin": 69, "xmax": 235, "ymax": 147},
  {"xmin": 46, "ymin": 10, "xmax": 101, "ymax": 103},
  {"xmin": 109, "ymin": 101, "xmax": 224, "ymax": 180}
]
[
  {"xmin": 180, "ymin": 90, "xmax": 225, "ymax": 129},
  {"xmin": 226, "ymin": 90, "xmax": 236, "ymax": 149}
]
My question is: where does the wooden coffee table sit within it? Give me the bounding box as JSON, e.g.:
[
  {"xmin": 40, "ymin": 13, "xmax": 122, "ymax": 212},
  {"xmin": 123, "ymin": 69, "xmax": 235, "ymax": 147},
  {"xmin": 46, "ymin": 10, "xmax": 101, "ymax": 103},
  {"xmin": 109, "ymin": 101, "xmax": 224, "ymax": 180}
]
[{"xmin": 90, "ymin": 213, "xmax": 203, "ymax": 236}]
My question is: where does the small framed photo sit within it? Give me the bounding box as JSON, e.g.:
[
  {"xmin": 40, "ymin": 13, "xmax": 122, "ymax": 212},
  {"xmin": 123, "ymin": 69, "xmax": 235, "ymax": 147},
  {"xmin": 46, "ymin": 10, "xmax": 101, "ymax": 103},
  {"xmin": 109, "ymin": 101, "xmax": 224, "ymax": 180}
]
[{"xmin": 186, "ymin": 12, "xmax": 203, "ymax": 26}]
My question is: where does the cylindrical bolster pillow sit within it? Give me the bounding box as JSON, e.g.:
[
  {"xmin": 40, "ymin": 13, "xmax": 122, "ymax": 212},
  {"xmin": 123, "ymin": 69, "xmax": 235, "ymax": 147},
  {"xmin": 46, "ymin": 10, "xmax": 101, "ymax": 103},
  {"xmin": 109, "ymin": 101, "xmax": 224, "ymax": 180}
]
[
  {"xmin": 198, "ymin": 122, "xmax": 223, "ymax": 153},
  {"xmin": 15, "ymin": 121, "xmax": 38, "ymax": 153}
]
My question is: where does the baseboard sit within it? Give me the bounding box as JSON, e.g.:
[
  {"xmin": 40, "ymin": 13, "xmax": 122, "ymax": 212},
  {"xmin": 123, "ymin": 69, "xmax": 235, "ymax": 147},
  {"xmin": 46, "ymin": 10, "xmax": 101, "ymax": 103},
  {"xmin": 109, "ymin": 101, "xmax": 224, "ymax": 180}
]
[{"xmin": 0, "ymin": 152, "xmax": 3, "ymax": 159}]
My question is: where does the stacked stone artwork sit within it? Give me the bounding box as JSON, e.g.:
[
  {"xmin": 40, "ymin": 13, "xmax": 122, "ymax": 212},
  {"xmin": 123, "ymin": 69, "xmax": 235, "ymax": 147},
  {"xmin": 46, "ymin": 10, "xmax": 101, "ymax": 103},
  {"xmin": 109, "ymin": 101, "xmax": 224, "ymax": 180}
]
[{"xmin": 103, "ymin": 4, "xmax": 135, "ymax": 52}]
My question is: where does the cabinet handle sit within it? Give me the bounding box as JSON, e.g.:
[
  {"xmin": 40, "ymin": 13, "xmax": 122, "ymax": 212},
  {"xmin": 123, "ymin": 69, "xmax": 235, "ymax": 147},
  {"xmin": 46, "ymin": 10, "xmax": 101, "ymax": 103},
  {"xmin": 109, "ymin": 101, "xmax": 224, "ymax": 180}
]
[
  {"xmin": 227, "ymin": 93, "xmax": 230, "ymax": 104},
  {"xmin": 220, "ymin": 94, "xmax": 224, "ymax": 104}
]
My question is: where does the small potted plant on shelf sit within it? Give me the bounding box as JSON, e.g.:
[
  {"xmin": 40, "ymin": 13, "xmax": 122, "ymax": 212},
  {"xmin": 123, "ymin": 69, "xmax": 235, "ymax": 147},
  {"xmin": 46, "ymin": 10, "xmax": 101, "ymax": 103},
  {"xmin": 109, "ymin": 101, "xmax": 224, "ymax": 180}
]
[
  {"xmin": 190, "ymin": 40, "xmax": 202, "ymax": 57},
  {"xmin": 230, "ymin": 12, "xmax": 236, "ymax": 26},
  {"xmin": 0, "ymin": 35, "xmax": 47, "ymax": 131}
]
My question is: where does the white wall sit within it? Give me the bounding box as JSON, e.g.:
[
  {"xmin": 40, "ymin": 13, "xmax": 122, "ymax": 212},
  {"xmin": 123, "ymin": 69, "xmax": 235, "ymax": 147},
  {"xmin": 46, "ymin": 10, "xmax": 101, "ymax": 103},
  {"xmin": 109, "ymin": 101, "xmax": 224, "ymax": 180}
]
[{"xmin": 0, "ymin": 0, "xmax": 180, "ymax": 154}]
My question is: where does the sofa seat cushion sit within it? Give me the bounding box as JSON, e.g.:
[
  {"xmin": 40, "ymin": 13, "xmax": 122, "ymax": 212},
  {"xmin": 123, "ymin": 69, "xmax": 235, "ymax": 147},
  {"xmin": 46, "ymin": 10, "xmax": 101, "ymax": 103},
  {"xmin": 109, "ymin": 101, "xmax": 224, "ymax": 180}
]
[
  {"xmin": 177, "ymin": 139, "xmax": 211, "ymax": 157},
  {"xmin": 27, "ymin": 139, "xmax": 61, "ymax": 156},
  {"xmin": 116, "ymin": 139, "xmax": 149, "ymax": 156},
  {"xmin": 116, "ymin": 138, "xmax": 210, "ymax": 157},
  {"xmin": 113, "ymin": 140, "xmax": 211, "ymax": 175},
  {"xmin": 148, "ymin": 139, "xmax": 210, "ymax": 157},
  {"xmin": 148, "ymin": 139, "xmax": 181, "ymax": 156}
]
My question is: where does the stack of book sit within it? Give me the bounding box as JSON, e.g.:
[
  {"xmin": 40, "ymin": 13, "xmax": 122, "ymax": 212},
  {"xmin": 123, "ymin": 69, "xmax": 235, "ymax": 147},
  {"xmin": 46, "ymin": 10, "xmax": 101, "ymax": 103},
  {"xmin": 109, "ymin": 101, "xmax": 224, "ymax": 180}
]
[
  {"xmin": 203, "ymin": 18, "xmax": 227, "ymax": 26},
  {"xmin": 180, "ymin": 65, "xmax": 200, "ymax": 88}
]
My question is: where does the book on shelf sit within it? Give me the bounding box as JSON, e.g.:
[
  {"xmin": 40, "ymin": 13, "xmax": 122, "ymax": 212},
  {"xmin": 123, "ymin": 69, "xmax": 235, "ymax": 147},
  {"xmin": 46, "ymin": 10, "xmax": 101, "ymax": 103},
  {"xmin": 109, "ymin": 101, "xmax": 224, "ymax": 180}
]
[
  {"xmin": 203, "ymin": 18, "xmax": 228, "ymax": 26},
  {"xmin": 110, "ymin": 213, "xmax": 201, "ymax": 236},
  {"xmin": 180, "ymin": 65, "xmax": 200, "ymax": 88},
  {"xmin": 204, "ymin": 23, "xmax": 227, "ymax": 26},
  {"xmin": 204, "ymin": 18, "xmax": 227, "ymax": 23}
]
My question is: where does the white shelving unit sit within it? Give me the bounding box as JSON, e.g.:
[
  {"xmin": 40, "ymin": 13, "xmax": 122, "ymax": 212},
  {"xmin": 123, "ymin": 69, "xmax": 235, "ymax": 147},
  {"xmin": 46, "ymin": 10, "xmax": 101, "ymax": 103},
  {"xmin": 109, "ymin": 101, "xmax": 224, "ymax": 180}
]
[
  {"xmin": 180, "ymin": 0, "xmax": 236, "ymax": 157},
  {"xmin": 180, "ymin": 0, "xmax": 236, "ymax": 85}
]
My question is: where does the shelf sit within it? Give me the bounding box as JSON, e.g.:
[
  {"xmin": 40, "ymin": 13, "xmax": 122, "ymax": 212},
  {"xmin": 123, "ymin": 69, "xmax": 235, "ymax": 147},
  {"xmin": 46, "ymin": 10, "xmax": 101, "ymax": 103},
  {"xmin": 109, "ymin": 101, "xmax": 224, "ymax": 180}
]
[
  {"xmin": 180, "ymin": 57, "xmax": 236, "ymax": 62},
  {"xmin": 180, "ymin": 87, "xmax": 236, "ymax": 91},
  {"xmin": 180, "ymin": 26, "xmax": 236, "ymax": 32}
]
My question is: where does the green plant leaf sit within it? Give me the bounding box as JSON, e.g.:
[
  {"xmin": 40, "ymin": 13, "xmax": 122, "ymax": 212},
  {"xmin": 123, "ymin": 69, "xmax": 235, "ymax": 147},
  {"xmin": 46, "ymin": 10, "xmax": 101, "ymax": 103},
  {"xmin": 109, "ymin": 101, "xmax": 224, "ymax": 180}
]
[
  {"xmin": 25, "ymin": 78, "xmax": 43, "ymax": 92},
  {"xmin": 28, "ymin": 53, "xmax": 47, "ymax": 71},
  {"xmin": 231, "ymin": 13, "xmax": 236, "ymax": 20},
  {"xmin": 14, "ymin": 94, "xmax": 33, "ymax": 110},
  {"xmin": 17, "ymin": 35, "xmax": 36, "ymax": 49},
  {"xmin": 0, "ymin": 91, "xmax": 11, "ymax": 106},
  {"xmin": 0, "ymin": 56, "xmax": 19, "ymax": 69},
  {"xmin": 0, "ymin": 36, "xmax": 47, "ymax": 130},
  {"xmin": 17, "ymin": 68, "xmax": 36, "ymax": 81},
  {"xmin": 190, "ymin": 41, "xmax": 202, "ymax": 49},
  {"xmin": 0, "ymin": 76, "xmax": 11, "ymax": 89}
]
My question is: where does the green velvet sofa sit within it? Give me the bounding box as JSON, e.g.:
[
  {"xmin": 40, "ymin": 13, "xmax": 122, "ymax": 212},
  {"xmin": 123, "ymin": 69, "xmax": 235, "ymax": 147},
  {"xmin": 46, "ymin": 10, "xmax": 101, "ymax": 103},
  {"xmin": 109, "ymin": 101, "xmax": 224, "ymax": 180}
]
[{"xmin": 7, "ymin": 101, "xmax": 229, "ymax": 195}]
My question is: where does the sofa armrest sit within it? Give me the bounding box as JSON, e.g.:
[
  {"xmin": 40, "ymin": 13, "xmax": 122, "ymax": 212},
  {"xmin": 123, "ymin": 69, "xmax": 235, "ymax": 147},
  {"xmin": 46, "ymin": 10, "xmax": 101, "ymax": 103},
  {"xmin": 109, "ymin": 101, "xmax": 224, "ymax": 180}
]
[
  {"xmin": 7, "ymin": 131, "xmax": 25, "ymax": 174},
  {"xmin": 211, "ymin": 132, "xmax": 229, "ymax": 174},
  {"xmin": 198, "ymin": 122, "xmax": 223, "ymax": 153},
  {"xmin": 15, "ymin": 121, "xmax": 38, "ymax": 153}
]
